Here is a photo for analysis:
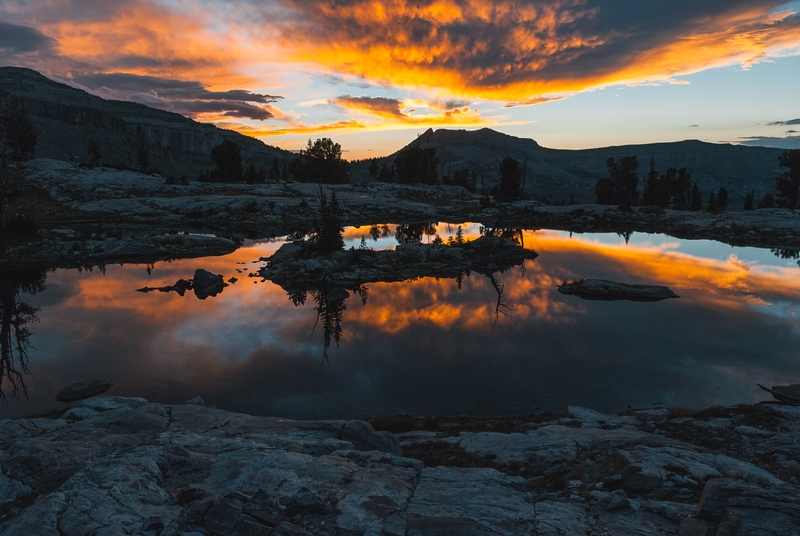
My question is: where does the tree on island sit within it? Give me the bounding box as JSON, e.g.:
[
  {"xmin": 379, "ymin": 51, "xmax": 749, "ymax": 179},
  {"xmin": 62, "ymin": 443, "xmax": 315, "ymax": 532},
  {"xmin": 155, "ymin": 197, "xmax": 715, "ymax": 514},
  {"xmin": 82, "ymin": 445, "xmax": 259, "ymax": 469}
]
[
  {"xmin": 774, "ymin": 149, "xmax": 800, "ymax": 209},
  {"xmin": 313, "ymin": 187, "xmax": 344, "ymax": 253},
  {"xmin": 290, "ymin": 138, "xmax": 349, "ymax": 184}
]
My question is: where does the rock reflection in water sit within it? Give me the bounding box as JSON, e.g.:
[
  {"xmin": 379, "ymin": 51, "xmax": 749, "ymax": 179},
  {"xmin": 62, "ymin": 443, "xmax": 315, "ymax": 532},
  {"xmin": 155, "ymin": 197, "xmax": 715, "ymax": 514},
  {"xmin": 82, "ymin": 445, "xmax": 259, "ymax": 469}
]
[{"xmin": 0, "ymin": 267, "xmax": 46, "ymax": 401}]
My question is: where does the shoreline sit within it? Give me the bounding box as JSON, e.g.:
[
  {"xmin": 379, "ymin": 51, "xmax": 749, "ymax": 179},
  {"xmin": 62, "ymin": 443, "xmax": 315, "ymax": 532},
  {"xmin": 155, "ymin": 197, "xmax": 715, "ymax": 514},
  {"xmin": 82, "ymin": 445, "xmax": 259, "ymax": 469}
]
[{"xmin": 3, "ymin": 159, "xmax": 800, "ymax": 270}]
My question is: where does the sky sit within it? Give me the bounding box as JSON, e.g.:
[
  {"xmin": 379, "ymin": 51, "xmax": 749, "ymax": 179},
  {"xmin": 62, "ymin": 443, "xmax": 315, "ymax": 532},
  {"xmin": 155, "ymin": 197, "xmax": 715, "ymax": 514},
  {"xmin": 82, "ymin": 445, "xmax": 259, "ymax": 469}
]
[{"xmin": 1, "ymin": 0, "xmax": 799, "ymax": 159}]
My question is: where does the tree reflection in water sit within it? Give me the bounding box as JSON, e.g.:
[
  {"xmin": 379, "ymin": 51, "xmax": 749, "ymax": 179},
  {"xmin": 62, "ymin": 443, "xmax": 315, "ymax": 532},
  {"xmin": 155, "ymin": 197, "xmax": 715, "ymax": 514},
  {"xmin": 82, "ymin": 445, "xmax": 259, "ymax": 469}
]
[
  {"xmin": 286, "ymin": 266, "xmax": 518, "ymax": 362},
  {"xmin": 0, "ymin": 267, "xmax": 46, "ymax": 401},
  {"xmin": 771, "ymin": 248, "xmax": 800, "ymax": 267}
]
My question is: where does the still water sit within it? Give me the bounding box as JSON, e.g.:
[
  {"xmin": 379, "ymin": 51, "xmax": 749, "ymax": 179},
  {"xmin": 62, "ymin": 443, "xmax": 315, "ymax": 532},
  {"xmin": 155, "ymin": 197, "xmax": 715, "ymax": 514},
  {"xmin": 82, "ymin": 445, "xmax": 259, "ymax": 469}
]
[{"xmin": 2, "ymin": 224, "xmax": 799, "ymax": 419}]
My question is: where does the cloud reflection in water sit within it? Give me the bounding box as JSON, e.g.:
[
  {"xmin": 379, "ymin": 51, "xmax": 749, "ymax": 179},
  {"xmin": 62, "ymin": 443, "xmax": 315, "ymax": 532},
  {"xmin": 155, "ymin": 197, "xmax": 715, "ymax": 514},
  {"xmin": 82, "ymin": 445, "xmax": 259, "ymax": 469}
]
[{"xmin": 3, "ymin": 229, "xmax": 799, "ymax": 419}]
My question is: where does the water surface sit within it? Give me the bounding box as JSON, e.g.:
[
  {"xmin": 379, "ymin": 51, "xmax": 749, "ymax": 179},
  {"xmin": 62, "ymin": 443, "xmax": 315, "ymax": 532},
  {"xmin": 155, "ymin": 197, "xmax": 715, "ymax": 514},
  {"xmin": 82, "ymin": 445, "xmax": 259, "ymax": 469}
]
[{"xmin": 2, "ymin": 225, "xmax": 799, "ymax": 419}]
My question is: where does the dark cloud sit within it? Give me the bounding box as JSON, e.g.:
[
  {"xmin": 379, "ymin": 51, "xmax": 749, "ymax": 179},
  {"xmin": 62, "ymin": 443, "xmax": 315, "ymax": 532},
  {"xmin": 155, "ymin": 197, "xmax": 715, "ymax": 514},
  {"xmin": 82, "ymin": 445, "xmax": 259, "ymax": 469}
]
[
  {"xmin": 0, "ymin": 21, "xmax": 57, "ymax": 55},
  {"xmin": 768, "ymin": 118, "xmax": 800, "ymax": 126},
  {"xmin": 264, "ymin": 0, "xmax": 800, "ymax": 98},
  {"xmin": 72, "ymin": 72, "xmax": 282, "ymax": 121},
  {"xmin": 739, "ymin": 135, "xmax": 800, "ymax": 150}
]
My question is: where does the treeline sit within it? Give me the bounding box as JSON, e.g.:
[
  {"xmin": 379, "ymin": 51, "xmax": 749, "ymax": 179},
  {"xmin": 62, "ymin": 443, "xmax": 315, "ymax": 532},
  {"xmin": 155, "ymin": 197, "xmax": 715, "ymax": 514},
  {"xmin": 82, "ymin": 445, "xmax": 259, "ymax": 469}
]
[
  {"xmin": 595, "ymin": 149, "xmax": 800, "ymax": 212},
  {"xmin": 0, "ymin": 101, "xmax": 38, "ymax": 240}
]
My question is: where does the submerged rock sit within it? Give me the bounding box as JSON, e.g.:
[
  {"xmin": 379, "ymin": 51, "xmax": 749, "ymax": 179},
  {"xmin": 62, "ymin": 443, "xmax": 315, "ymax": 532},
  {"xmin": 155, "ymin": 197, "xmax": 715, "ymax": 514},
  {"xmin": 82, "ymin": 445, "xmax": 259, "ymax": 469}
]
[
  {"xmin": 558, "ymin": 279, "xmax": 679, "ymax": 302},
  {"xmin": 192, "ymin": 269, "xmax": 227, "ymax": 300},
  {"xmin": 54, "ymin": 379, "xmax": 113, "ymax": 402}
]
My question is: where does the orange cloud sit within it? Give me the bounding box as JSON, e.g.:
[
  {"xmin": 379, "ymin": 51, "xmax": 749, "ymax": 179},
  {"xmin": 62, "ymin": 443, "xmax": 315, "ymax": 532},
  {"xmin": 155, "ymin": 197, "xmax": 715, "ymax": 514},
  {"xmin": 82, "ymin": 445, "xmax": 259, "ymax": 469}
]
[
  {"xmin": 331, "ymin": 95, "xmax": 488, "ymax": 125},
  {"xmin": 230, "ymin": 119, "xmax": 368, "ymax": 137},
  {"xmin": 265, "ymin": 0, "xmax": 800, "ymax": 100}
]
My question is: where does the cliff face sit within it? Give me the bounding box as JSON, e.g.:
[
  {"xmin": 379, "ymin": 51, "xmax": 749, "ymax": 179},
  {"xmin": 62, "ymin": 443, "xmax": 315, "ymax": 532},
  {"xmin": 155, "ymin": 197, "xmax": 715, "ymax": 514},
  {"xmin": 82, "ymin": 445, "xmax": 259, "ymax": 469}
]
[
  {"xmin": 0, "ymin": 67, "xmax": 292, "ymax": 178},
  {"xmin": 356, "ymin": 127, "xmax": 785, "ymax": 204}
]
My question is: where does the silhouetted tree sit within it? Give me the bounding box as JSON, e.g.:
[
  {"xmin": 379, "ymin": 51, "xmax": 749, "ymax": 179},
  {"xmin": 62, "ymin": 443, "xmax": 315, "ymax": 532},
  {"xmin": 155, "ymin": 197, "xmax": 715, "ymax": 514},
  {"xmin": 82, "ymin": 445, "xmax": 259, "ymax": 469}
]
[
  {"xmin": 395, "ymin": 223, "xmax": 437, "ymax": 244},
  {"xmin": 716, "ymin": 187, "xmax": 728, "ymax": 212},
  {"xmin": 442, "ymin": 168, "xmax": 476, "ymax": 192},
  {"xmin": 594, "ymin": 178, "xmax": 615, "ymax": 204},
  {"xmin": 394, "ymin": 144, "xmax": 438, "ymax": 185},
  {"xmin": 673, "ymin": 168, "xmax": 691, "ymax": 210},
  {"xmin": 775, "ymin": 149, "xmax": 800, "ymax": 209},
  {"xmin": 0, "ymin": 267, "xmax": 45, "ymax": 401},
  {"xmin": 706, "ymin": 190, "xmax": 717, "ymax": 213},
  {"xmin": 377, "ymin": 163, "xmax": 396, "ymax": 183},
  {"xmin": 290, "ymin": 138, "xmax": 349, "ymax": 184},
  {"xmin": 758, "ymin": 192, "xmax": 776, "ymax": 209},
  {"xmin": 641, "ymin": 158, "xmax": 663, "ymax": 207},
  {"xmin": 314, "ymin": 187, "xmax": 344, "ymax": 253},
  {"xmin": 606, "ymin": 156, "xmax": 639, "ymax": 207},
  {"xmin": 690, "ymin": 183, "xmax": 703, "ymax": 211},
  {"xmin": 494, "ymin": 156, "xmax": 523, "ymax": 200},
  {"xmin": 87, "ymin": 139, "xmax": 101, "ymax": 168},
  {"xmin": 211, "ymin": 140, "xmax": 243, "ymax": 182},
  {"xmin": 312, "ymin": 291, "xmax": 345, "ymax": 365},
  {"xmin": 743, "ymin": 191, "xmax": 755, "ymax": 211},
  {"xmin": 269, "ymin": 158, "xmax": 281, "ymax": 181},
  {"xmin": 369, "ymin": 224, "xmax": 390, "ymax": 241},
  {"xmin": 0, "ymin": 103, "xmax": 37, "ymax": 161}
]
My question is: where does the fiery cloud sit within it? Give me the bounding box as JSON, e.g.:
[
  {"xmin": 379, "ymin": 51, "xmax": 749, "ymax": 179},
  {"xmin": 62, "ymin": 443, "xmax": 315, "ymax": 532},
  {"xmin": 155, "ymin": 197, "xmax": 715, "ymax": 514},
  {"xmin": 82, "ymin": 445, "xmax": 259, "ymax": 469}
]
[
  {"xmin": 233, "ymin": 119, "xmax": 368, "ymax": 137},
  {"xmin": 3, "ymin": 0, "xmax": 800, "ymax": 139},
  {"xmin": 262, "ymin": 0, "xmax": 800, "ymax": 99},
  {"xmin": 331, "ymin": 95, "xmax": 487, "ymax": 125}
]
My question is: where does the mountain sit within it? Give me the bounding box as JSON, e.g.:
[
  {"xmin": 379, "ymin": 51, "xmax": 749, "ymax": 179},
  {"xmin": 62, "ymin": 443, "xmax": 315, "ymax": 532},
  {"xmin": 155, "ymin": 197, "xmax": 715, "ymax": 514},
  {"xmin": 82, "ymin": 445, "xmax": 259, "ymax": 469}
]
[
  {"xmin": 367, "ymin": 128, "xmax": 786, "ymax": 204},
  {"xmin": 0, "ymin": 67, "xmax": 292, "ymax": 178}
]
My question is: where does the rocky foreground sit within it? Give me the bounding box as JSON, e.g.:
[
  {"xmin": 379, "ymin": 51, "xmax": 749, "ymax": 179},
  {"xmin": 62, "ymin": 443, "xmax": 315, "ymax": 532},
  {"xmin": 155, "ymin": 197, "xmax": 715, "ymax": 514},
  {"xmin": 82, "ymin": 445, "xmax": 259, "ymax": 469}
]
[{"xmin": 2, "ymin": 397, "xmax": 799, "ymax": 535}]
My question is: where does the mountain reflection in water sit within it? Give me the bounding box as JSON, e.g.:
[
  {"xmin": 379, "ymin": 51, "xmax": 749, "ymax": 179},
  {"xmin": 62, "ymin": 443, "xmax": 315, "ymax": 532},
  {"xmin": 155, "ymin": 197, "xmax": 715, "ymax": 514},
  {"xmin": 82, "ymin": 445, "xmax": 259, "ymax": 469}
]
[{"xmin": 1, "ymin": 226, "xmax": 800, "ymax": 420}]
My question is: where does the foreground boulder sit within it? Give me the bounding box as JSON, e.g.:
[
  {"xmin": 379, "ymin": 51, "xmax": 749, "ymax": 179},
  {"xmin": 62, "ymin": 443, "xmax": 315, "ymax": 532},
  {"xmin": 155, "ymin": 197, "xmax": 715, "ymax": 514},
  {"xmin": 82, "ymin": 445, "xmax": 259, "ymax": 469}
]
[{"xmin": 558, "ymin": 279, "xmax": 679, "ymax": 302}]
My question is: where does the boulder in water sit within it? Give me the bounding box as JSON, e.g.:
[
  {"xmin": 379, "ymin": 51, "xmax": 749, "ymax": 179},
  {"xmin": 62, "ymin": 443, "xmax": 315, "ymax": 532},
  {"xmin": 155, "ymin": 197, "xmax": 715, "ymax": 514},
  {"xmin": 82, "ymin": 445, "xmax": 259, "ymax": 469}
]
[{"xmin": 558, "ymin": 279, "xmax": 679, "ymax": 302}]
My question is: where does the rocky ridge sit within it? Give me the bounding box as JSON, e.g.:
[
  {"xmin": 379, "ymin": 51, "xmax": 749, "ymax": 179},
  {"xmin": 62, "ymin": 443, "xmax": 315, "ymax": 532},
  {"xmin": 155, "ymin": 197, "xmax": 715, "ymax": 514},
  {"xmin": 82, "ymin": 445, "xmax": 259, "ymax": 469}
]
[
  {"xmin": 0, "ymin": 67, "xmax": 292, "ymax": 179},
  {"xmin": 2, "ymin": 397, "xmax": 800, "ymax": 535}
]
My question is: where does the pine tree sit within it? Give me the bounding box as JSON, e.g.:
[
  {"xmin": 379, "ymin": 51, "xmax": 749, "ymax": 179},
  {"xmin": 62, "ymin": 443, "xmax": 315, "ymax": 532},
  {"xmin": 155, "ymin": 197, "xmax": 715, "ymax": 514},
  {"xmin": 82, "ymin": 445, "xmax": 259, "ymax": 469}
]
[
  {"xmin": 743, "ymin": 191, "xmax": 755, "ymax": 211},
  {"xmin": 690, "ymin": 183, "xmax": 703, "ymax": 211}
]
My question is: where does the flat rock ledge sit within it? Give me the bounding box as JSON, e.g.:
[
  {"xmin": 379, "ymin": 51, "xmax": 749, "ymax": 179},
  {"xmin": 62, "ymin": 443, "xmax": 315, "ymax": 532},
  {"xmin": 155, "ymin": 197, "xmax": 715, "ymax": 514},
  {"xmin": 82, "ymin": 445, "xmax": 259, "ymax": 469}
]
[
  {"xmin": 260, "ymin": 235, "xmax": 539, "ymax": 291},
  {"xmin": 2, "ymin": 399, "xmax": 800, "ymax": 535}
]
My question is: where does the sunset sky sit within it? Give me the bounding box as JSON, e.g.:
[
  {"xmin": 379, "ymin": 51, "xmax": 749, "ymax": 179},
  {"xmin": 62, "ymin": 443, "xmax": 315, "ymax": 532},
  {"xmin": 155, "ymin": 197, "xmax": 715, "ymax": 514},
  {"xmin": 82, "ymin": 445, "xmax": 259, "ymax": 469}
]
[{"xmin": 1, "ymin": 0, "xmax": 799, "ymax": 158}]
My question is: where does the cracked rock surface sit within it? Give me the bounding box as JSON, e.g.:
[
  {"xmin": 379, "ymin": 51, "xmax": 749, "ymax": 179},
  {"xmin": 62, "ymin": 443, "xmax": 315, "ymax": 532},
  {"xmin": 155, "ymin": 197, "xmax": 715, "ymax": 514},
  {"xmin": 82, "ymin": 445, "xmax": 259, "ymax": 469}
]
[{"xmin": 2, "ymin": 398, "xmax": 800, "ymax": 535}]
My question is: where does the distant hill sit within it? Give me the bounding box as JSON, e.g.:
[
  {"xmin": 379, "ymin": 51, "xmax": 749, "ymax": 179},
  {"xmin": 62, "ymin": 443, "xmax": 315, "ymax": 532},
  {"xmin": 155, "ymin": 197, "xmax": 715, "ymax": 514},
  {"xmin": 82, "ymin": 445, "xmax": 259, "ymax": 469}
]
[
  {"xmin": 0, "ymin": 67, "xmax": 292, "ymax": 178},
  {"xmin": 354, "ymin": 128, "xmax": 786, "ymax": 205}
]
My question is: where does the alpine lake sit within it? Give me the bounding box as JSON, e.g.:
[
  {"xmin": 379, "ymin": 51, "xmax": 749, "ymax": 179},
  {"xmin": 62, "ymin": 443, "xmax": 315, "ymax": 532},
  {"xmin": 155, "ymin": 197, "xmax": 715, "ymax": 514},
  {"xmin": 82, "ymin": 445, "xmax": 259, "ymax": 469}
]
[{"xmin": 2, "ymin": 223, "xmax": 799, "ymax": 420}]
